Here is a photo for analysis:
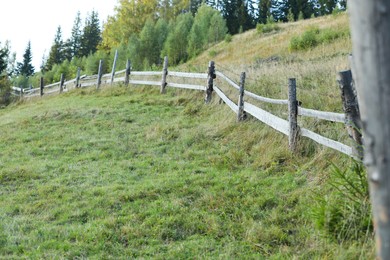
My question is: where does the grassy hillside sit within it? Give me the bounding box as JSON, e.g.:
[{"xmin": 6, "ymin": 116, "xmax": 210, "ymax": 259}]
[{"xmin": 0, "ymin": 13, "xmax": 374, "ymax": 258}]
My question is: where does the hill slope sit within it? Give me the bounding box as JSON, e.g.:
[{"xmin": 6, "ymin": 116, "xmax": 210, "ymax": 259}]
[{"xmin": 0, "ymin": 13, "xmax": 374, "ymax": 258}]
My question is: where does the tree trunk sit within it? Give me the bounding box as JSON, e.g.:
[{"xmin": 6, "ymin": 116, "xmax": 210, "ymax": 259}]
[{"xmin": 349, "ymin": 1, "xmax": 390, "ymax": 258}]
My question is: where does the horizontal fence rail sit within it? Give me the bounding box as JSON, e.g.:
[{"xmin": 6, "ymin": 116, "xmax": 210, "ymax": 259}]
[
  {"xmin": 11, "ymin": 55, "xmax": 361, "ymax": 159},
  {"xmin": 298, "ymin": 107, "xmax": 345, "ymax": 123}
]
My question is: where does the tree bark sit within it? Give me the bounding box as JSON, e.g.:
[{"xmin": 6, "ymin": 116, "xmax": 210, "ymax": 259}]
[{"xmin": 349, "ymin": 1, "xmax": 390, "ymax": 258}]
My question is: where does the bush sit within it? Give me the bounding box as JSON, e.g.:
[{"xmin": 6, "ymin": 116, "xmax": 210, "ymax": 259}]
[
  {"xmin": 256, "ymin": 23, "xmax": 280, "ymax": 35},
  {"xmin": 224, "ymin": 34, "xmax": 232, "ymax": 43},
  {"xmin": 289, "ymin": 26, "xmax": 349, "ymax": 51},
  {"xmin": 310, "ymin": 162, "xmax": 372, "ymax": 241}
]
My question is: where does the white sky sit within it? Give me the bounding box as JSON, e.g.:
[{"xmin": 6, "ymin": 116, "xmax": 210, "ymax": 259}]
[{"xmin": 0, "ymin": 0, "xmax": 118, "ymax": 71}]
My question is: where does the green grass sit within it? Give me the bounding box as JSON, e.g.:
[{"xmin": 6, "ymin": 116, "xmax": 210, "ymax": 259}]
[
  {"xmin": 0, "ymin": 13, "xmax": 375, "ymax": 258},
  {"xmin": 0, "ymin": 86, "xmax": 373, "ymax": 258}
]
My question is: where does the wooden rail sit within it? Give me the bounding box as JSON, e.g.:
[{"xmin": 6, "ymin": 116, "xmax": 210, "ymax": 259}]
[{"xmin": 12, "ymin": 54, "xmax": 361, "ymax": 159}]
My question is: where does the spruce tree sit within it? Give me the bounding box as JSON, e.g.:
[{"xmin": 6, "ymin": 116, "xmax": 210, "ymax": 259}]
[
  {"xmin": 17, "ymin": 41, "xmax": 34, "ymax": 76},
  {"xmin": 0, "ymin": 42, "xmax": 9, "ymax": 75},
  {"xmin": 46, "ymin": 26, "xmax": 64, "ymax": 71},
  {"xmin": 70, "ymin": 11, "xmax": 83, "ymax": 58},
  {"xmin": 80, "ymin": 10, "xmax": 102, "ymax": 57},
  {"xmin": 259, "ymin": 0, "xmax": 272, "ymax": 24}
]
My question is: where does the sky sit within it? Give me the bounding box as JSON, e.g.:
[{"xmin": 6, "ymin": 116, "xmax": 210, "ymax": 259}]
[{"xmin": 0, "ymin": 0, "xmax": 118, "ymax": 71}]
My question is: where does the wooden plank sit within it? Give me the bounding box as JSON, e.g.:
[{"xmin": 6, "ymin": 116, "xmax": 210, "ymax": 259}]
[
  {"xmin": 205, "ymin": 61, "xmax": 216, "ymax": 103},
  {"xmin": 214, "ymin": 85, "xmax": 238, "ymax": 114},
  {"xmin": 167, "ymin": 82, "xmax": 206, "ymax": 91},
  {"xmin": 11, "ymin": 86, "xmax": 22, "ymax": 91},
  {"xmin": 298, "ymin": 107, "xmax": 345, "ymax": 123},
  {"xmin": 300, "ymin": 128, "xmax": 353, "ymax": 157},
  {"xmin": 237, "ymin": 72, "xmax": 247, "ymax": 121},
  {"xmin": 80, "ymin": 82, "xmax": 96, "ymax": 88},
  {"xmin": 168, "ymin": 71, "xmax": 208, "ymax": 79},
  {"xmin": 161, "ymin": 56, "xmax": 168, "ymax": 94},
  {"xmin": 83, "ymin": 75, "xmax": 98, "ymax": 80},
  {"xmin": 114, "ymin": 77, "xmax": 125, "ymax": 83},
  {"xmin": 338, "ymin": 70, "xmax": 363, "ymax": 159},
  {"xmin": 24, "ymin": 88, "xmax": 39, "ymax": 94},
  {"xmin": 129, "ymin": 80, "xmax": 161, "ymax": 86},
  {"xmin": 244, "ymin": 102, "xmax": 289, "ymax": 136},
  {"xmin": 116, "ymin": 69, "xmax": 126, "ymax": 75},
  {"xmin": 97, "ymin": 60, "xmax": 103, "ymax": 89},
  {"xmin": 288, "ymin": 78, "xmax": 299, "ymax": 151},
  {"xmin": 131, "ymin": 71, "xmax": 161, "ymax": 76},
  {"xmin": 216, "ymin": 71, "xmax": 288, "ymax": 105},
  {"xmin": 75, "ymin": 67, "xmax": 81, "ymax": 87},
  {"xmin": 45, "ymin": 88, "xmax": 61, "ymax": 95},
  {"xmin": 40, "ymin": 77, "xmax": 44, "ymax": 96},
  {"xmin": 216, "ymin": 71, "xmax": 239, "ymax": 90},
  {"xmin": 59, "ymin": 74, "xmax": 64, "ymax": 93},
  {"xmin": 125, "ymin": 60, "xmax": 131, "ymax": 86},
  {"xmin": 245, "ymin": 90, "xmax": 288, "ymax": 105},
  {"xmin": 45, "ymin": 82, "xmax": 60, "ymax": 89},
  {"xmin": 110, "ymin": 49, "xmax": 118, "ymax": 85},
  {"xmin": 102, "ymin": 73, "xmax": 111, "ymax": 78}
]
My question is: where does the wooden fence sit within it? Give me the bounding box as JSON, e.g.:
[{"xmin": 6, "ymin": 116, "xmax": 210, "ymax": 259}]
[{"xmin": 11, "ymin": 54, "xmax": 363, "ymax": 159}]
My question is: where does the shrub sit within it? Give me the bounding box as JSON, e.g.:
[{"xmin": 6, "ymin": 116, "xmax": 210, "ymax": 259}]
[
  {"xmin": 208, "ymin": 50, "xmax": 217, "ymax": 58},
  {"xmin": 224, "ymin": 34, "xmax": 232, "ymax": 43},
  {"xmin": 310, "ymin": 162, "xmax": 372, "ymax": 241},
  {"xmin": 289, "ymin": 26, "xmax": 349, "ymax": 51},
  {"xmin": 256, "ymin": 23, "xmax": 280, "ymax": 35}
]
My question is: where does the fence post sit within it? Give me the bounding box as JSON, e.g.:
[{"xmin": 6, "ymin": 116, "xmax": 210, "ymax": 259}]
[
  {"xmin": 59, "ymin": 73, "xmax": 65, "ymax": 93},
  {"xmin": 125, "ymin": 59, "xmax": 131, "ymax": 87},
  {"xmin": 96, "ymin": 59, "xmax": 103, "ymax": 89},
  {"xmin": 19, "ymin": 87, "xmax": 23, "ymax": 98},
  {"xmin": 338, "ymin": 70, "xmax": 363, "ymax": 159},
  {"xmin": 111, "ymin": 49, "xmax": 118, "ymax": 85},
  {"xmin": 76, "ymin": 67, "xmax": 81, "ymax": 88},
  {"xmin": 40, "ymin": 77, "xmax": 44, "ymax": 97},
  {"xmin": 205, "ymin": 61, "xmax": 216, "ymax": 103},
  {"xmin": 237, "ymin": 72, "xmax": 247, "ymax": 121},
  {"xmin": 161, "ymin": 56, "xmax": 168, "ymax": 94},
  {"xmin": 288, "ymin": 78, "xmax": 299, "ymax": 152}
]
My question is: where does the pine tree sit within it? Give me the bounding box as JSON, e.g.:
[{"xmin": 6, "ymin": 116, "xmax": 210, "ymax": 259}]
[
  {"xmin": 220, "ymin": 0, "xmax": 254, "ymax": 34},
  {"xmin": 221, "ymin": 0, "xmax": 239, "ymax": 34},
  {"xmin": 46, "ymin": 26, "xmax": 64, "ymax": 71},
  {"xmin": 80, "ymin": 10, "xmax": 102, "ymax": 57},
  {"xmin": 70, "ymin": 11, "xmax": 83, "ymax": 58},
  {"xmin": 17, "ymin": 41, "xmax": 34, "ymax": 77},
  {"xmin": 259, "ymin": 0, "xmax": 272, "ymax": 24},
  {"xmin": 0, "ymin": 42, "xmax": 9, "ymax": 75}
]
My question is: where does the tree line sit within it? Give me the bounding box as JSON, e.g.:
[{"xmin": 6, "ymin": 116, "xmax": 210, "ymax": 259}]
[{"xmin": 0, "ymin": 0, "xmax": 346, "ymax": 105}]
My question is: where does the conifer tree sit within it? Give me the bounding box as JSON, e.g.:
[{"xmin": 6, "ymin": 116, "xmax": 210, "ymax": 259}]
[
  {"xmin": 17, "ymin": 41, "xmax": 34, "ymax": 76},
  {"xmin": 259, "ymin": 0, "xmax": 272, "ymax": 24},
  {"xmin": 0, "ymin": 42, "xmax": 9, "ymax": 75},
  {"xmin": 70, "ymin": 11, "xmax": 83, "ymax": 58},
  {"xmin": 80, "ymin": 10, "xmax": 101, "ymax": 57},
  {"xmin": 46, "ymin": 26, "xmax": 64, "ymax": 71}
]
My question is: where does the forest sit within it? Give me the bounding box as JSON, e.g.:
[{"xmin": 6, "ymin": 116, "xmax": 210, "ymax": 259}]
[{"xmin": 0, "ymin": 0, "xmax": 346, "ymax": 105}]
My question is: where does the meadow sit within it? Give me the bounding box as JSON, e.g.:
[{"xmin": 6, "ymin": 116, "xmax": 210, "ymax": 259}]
[{"xmin": 0, "ymin": 12, "xmax": 374, "ymax": 258}]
